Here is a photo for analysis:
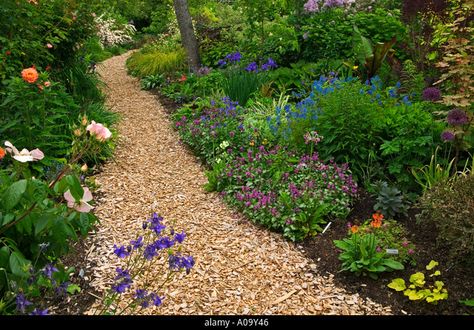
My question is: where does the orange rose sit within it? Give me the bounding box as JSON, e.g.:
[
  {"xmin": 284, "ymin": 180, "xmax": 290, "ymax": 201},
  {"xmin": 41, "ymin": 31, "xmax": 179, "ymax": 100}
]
[
  {"xmin": 21, "ymin": 67, "xmax": 39, "ymax": 83},
  {"xmin": 0, "ymin": 147, "xmax": 5, "ymax": 160}
]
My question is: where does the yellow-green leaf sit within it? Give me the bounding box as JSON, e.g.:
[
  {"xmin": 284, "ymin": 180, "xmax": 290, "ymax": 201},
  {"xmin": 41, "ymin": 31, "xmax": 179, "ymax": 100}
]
[
  {"xmin": 388, "ymin": 278, "xmax": 406, "ymax": 291},
  {"xmin": 435, "ymin": 281, "xmax": 444, "ymax": 290},
  {"xmin": 404, "ymin": 289, "xmax": 424, "ymax": 301},
  {"xmin": 426, "ymin": 260, "xmax": 439, "ymax": 270},
  {"xmin": 409, "ymin": 272, "xmax": 426, "ymax": 287},
  {"xmin": 430, "ymin": 270, "xmax": 441, "ymax": 277}
]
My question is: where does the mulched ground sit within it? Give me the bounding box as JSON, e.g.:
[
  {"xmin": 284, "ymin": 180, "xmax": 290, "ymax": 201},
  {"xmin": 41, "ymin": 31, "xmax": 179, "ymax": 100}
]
[
  {"xmin": 302, "ymin": 190, "xmax": 474, "ymax": 315},
  {"xmin": 52, "ymin": 52, "xmax": 472, "ymax": 316},
  {"xmin": 69, "ymin": 52, "xmax": 391, "ymax": 316}
]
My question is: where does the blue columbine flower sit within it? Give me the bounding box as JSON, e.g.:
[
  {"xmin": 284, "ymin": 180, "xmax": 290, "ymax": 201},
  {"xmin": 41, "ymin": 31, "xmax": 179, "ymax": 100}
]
[
  {"xmin": 143, "ymin": 244, "xmax": 157, "ymax": 260},
  {"xmin": 30, "ymin": 308, "xmax": 48, "ymax": 315},
  {"xmin": 16, "ymin": 293, "xmax": 33, "ymax": 313},
  {"xmin": 112, "ymin": 268, "xmax": 132, "ymax": 294},
  {"xmin": 174, "ymin": 231, "xmax": 186, "ymax": 244},
  {"xmin": 113, "ymin": 245, "xmax": 131, "ymax": 258},
  {"xmin": 150, "ymin": 293, "xmax": 163, "ymax": 306},
  {"xmin": 43, "ymin": 264, "xmax": 58, "ymax": 279},
  {"xmin": 131, "ymin": 236, "xmax": 144, "ymax": 250},
  {"xmin": 155, "ymin": 236, "xmax": 174, "ymax": 249}
]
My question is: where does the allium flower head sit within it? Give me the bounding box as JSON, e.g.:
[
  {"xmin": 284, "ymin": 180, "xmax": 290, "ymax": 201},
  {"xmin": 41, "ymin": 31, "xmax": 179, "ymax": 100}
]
[
  {"xmin": 441, "ymin": 130, "xmax": 455, "ymax": 142},
  {"xmin": 422, "ymin": 87, "xmax": 441, "ymax": 101},
  {"xmin": 447, "ymin": 108, "xmax": 468, "ymax": 126},
  {"xmin": 21, "ymin": 67, "xmax": 39, "ymax": 83},
  {"xmin": 304, "ymin": 0, "xmax": 319, "ymax": 12}
]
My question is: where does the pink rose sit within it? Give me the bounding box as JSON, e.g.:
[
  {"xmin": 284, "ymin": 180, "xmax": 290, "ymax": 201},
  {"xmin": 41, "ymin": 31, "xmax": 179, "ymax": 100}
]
[{"xmin": 86, "ymin": 120, "xmax": 112, "ymax": 141}]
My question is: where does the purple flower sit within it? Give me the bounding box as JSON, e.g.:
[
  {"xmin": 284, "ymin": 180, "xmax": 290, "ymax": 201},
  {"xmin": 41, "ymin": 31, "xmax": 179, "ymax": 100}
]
[
  {"xmin": 113, "ymin": 244, "xmax": 131, "ymax": 258},
  {"xmin": 441, "ymin": 130, "xmax": 455, "ymax": 142},
  {"xmin": 303, "ymin": 32, "xmax": 309, "ymax": 40},
  {"xmin": 16, "ymin": 293, "xmax": 33, "ymax": 313},
  {"xmin": 217, "ymin": 59, "xmax": 227, "ymax": 67},
  {"xmin": 174, "ymin": 231, "xmax": 186, "ymax": 244},
  {"xmin": 168, "ymin": 254, "xmax": 195, "ymax": 274},
  {"xmin": 30, "ymin": 308, "xmax": 48, "ymax": 315},
  {"xmin": 112, "ymin": 267, "xmax": 132, "ymax": 294},
  {"xmin": 198, "ymin": 66, "xmax": 211, "ymax": 75},
  {"xmin": 131, "ymin": 236, "xmax": 144, "ymax": 250},
  {"xmin": 225, "ymin": 52, "xmax": 242, "ymax": 63},
  {"xmin": 150, "ymin": 293, "xmax": 163, "ymax": 306},
  {"xmin": 155, "ymin": 236, "xmax": 175, "ymax": 249},
  {"xmin": 42, "ymin": 264, "xmax": 58, "ymax": 279},
  {"xmin": 304, "ymin": 0, "xmax": 319, "ymax": 12},
  {"xmin": 422, "ymin": 87, "xmax": 441, "ymax": 101},
  {"xmin": 143, "ymin": 244, "xmax": 157, "ymax": 260},
  {"xmin": 245, "ymin": 62, "xmax": 258, "ymax": 72},
  {"xmin": 447, "ymin": 108, "xmax": 468, "ymax": 126},
  {"xmin": 261, "ymin": 58, "xmax": 277, "ymax": 71},
  {"xmin": 408, "ymin": 249, "xmax": 414, "ymax": 255}
]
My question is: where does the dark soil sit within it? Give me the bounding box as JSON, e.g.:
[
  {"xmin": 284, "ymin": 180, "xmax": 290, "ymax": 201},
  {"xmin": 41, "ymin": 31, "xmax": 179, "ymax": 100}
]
[
  {"xmin": 49, "ymin": 236, "xmax": 100, "ymax": 315},
  {"xmin": 302, "ymin": 190, "xmax": 474, "ymax": 315}
]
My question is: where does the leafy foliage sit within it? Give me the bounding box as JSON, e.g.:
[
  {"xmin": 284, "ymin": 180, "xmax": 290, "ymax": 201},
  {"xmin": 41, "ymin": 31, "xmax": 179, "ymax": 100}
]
[
  {"xmin": 334, "ymin": 233, "xmax": 404, "ymax": 279},
  {"xmin": 371, "ymin": 181, "xmax": 409, "ymax": 218},
  {"xmin": 418, "ymin": 173, "xmax": 474, "ymax": 265},
  {"xmin": 388, "ymin": 260, "xmax": 448, "ymax": 304}
]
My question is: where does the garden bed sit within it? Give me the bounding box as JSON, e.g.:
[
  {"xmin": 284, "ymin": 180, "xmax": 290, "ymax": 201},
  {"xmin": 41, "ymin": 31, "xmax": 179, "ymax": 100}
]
[{"xmin": 302, "ymin": 190, "xmax": 474, "ymax": 315}]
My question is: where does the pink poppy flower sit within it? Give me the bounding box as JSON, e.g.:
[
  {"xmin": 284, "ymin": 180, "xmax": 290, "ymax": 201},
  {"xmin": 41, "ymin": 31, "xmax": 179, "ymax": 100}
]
[
  {"xmin": 86, "ymin": 120, "xmax": 112, "ymax": 141},
  {"xmin": 64, "ymin": 187, "xmax": 93, "ymax": 213},
  {"xmin": 4, "ymin": 141, "xmax": 44, "ymax": 162}
]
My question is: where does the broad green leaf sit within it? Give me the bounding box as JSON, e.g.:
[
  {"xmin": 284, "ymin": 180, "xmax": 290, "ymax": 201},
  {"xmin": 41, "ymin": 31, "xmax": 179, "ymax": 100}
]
[
  {"xmin": 9, "ymin": 251, "xmax": 30, "ymax": 278},
  {"xmin": 388, "ymin": 278, "xmax": 406, "ymax": 291},
  {"xmin": 0, "ymin": 247, "xmax": 10, "ymax": 268},
  {"xmin": 1, "ymin": 213, "xmax": 15, "ymax": 226},
  {"xmin": 67, "ymin": 284, "xmax": 81, "ymax": 294},
  {"xmin": 426, "ymin": 260, "xmax": 439, "ymax": 270},
  {"xmin": 35, "ymin": 214, "xmax": 53, "ymax": 235},
  {"xmin": 65, "ymin": 175, "xmax": 84, "ymax": 201},
  {"xmin": 3, "ymin": 180, "xmax": 27, "ymax": 210},
  {"xmin": 383, "ymin": 259, "xmax": 404, "ymax": 270},
  {"xmin": 460, "ymin": 299, "xmax": 474, "ymax": 307}
]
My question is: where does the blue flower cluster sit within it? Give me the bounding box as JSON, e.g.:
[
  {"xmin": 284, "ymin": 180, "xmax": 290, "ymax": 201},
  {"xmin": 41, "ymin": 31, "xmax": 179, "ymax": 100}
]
[
  {"xmin": 108, "ymin": 212, "xmax": 194, "ymax": 313},
  {"xmin": 134, "ymin": 289, "xmax": 163, "ymax": 308}
]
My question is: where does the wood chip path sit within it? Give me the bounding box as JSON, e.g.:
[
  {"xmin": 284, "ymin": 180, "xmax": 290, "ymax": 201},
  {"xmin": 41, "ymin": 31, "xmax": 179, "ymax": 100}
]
[{"xmin": 84, "ymin": 52, "xmax": 392, "ymax": 315}]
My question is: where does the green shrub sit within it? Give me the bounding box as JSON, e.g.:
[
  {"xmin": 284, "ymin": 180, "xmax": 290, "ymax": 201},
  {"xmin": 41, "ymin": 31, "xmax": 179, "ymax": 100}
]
[
  {"xmin": 126, "ymin": 47, "xmax": 186, "ymax": 77},
  {"xmin": 0, "ymin": 71, "xmax": 80, "ymax": 159},
  {"xmin": 418, "ymin": 174, "xmax": 474, "ymax": 265},
  {"xmin": 300, "ymin": 7, "xmax": 405, "ymax": 63}
]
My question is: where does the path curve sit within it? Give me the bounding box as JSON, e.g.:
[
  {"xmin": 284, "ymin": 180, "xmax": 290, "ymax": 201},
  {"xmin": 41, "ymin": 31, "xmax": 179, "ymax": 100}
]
[{"xmin": 84, "ymin": 52, "xmax": 392, "ymax": 315}]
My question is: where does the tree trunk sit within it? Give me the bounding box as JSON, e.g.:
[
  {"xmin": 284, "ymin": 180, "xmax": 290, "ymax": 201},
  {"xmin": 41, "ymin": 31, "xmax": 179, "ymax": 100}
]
[{"xmin": 173, "ymin": 0, "xmax": 200, "ymax": 72}]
